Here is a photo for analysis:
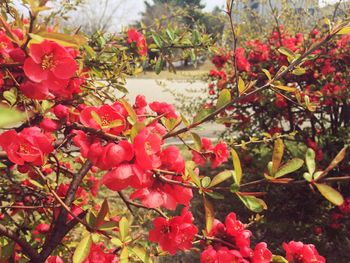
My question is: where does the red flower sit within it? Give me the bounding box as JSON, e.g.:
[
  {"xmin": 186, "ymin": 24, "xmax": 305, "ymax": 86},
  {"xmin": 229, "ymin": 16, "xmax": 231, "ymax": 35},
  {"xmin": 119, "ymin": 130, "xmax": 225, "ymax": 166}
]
[
  {"xmin": 160, "ymin": 146, "xmax": 185, "ymax": 173},
  {"xmin": 40, "ymin": 118, "xmax": 59, "ymax": 132},
  {"xmin": 200, "ymin": 246, "xmax": 247, "ymax": 263},
  {"xmin": 283, "ymin": 241, "xmax": 325, "ymax": 263},
  {"xmin": 0, "ymin": 127, "xmax": 53, "ymax": 165},
  {"xmin": 80, "ymin": 105, "xmax": 126, "ymax": 135},
  {"xmin": 130, "ymin": 177, "xmax": 193, "ymax": 210},
  {"xmin": 34, "ymin": 223, "xmax": 50, "ymax": 234},
  {"xmin": 102, "ymin": 163, "xmax": 151, "ymax": 191},
  {"xmin": 83, "ymin": 243, "xmax": 119, "ymax": 263},
  {"xmin": 23, "ymin": 40, "xmax": 77, "ymax": 83},
  {"xmin": 212, "ymin": 141, "xmax": 229, "ymax": 168},
  {"xmin": 0, "ymin": 32, "xmax": 14, "ymax": 56},
  {"xmin": 251, "ymin": 242, "xmax": 272, "ymax": 263},
  {"xmin": 134, "ymin": 127, "xmax": 163, "ymax": 170},
  {"xmin": 149, "ymin": 208, "xmax": 197, "ymax": 255},
  {"xmin": 236, "ymin": 47, "xmax": 251, "ymax": 72},
  {"xmin": 149, "ymin": 101, "xmax": 178, "ymax": 119},
  {"xmin": 87, "ymin": 140, "xmax": 134, "ymax": 170},
  {"xmin": 45, "ymin": 256, "xmax": 64, "ymax": 263},
  {"xmin": 20, "ymin": 80, "xmax": 50, "ymax": 100},
  {"xmin": 127, "ymin": 28, "xmax": 147, "ymax": 56},
  {"xmin": 192, "ymin": 138, "xmax": 229, "ymax": 168}
]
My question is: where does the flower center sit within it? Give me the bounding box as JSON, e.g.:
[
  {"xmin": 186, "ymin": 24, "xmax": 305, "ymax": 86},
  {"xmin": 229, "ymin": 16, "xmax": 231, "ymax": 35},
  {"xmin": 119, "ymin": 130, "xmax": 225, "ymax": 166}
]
[
  {"xmin": 19, "ymin": 143, "xmax": 33, "ymax": 154},
  {"xmin": 0, "ymin": 42, "xmax": 7, "ymax": 50},
  {"xmin": 101, "ymin": 114, "xmax": 111, "ymax": 126},
  {"xmin": 41, "ymin": 54, "xmax": 55, "ymax": 70},
  {"xmin": 144, "ymin": 141, "xmax": 153, "ymax": 155}
]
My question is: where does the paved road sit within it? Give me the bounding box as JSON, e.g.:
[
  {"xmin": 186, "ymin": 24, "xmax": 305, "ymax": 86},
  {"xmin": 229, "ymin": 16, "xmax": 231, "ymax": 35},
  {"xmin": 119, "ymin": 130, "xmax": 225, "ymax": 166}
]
[{"xmin": 124, "ymin": 78, "xmax": 226, "ymax": 140}]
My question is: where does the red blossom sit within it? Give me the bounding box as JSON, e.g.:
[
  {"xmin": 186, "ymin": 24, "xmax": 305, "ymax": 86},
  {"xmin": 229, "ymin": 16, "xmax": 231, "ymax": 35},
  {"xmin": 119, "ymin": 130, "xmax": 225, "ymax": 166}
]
[
  {"xmin": 134, "ymin": 127, "xmax": 163, "ymax": 170},
  {"xmin": 23, "ymin": 40, "xmax": 77, "ymax": 83},
  {"xmin": 0, "ymin": 127, "xmax": 53, "ymax": 166},
  {"xmin": 149, "ymin": 101, "xmax": 178, "ymax": 119},
  {"xmin": 45, "ymin": 256, "xmax": 64, "ymax": 263},
  {"xmin": 283, "ymin": 241, "xmax": 325, "ymax": 263},
  {"xmin": 80, "ymin": 105, "xmax": 126, "ymax": 135},
  {"xmin": 127, "ymin": 28, "xmax": 148, "ymax": 56},
  {"xmin": 251, "ymin": 242, "xmax": 272, "ymax": 263},
  {"xmin": 83, "ymin": 243, "xmax": 119, "ymax": 263},
  {"xmin": 149, "ymin": 208, "xmax": 197, "ymax": 255}
]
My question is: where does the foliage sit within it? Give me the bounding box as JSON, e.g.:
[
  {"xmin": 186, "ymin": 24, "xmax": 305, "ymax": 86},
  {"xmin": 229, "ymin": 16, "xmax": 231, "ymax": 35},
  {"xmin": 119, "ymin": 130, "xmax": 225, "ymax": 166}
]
[{"xmin": 0, "ymin": 0, "xmax": 349, "ymax": 263}]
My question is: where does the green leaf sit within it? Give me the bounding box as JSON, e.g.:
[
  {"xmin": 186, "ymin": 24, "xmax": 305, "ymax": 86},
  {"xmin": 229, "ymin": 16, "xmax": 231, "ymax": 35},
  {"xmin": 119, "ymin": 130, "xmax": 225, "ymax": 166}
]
[
  {"xmin": 292, "ymin": 67, "xmax": 306, "ymax": 75},
  {"xmin": 152, "ymin": 33, "xmax": 163, "ymax": 48},
  {"xmin": 0, "ymin": 107, "xmax": 25, "ymax": 128},
  {"xmin": 191, "ymin": 132, "xmax": 202, "ymax": 151},
  {"xmin": 191, "ymin": 29, "xmax": 200, "ymax": 45},
  {"xmin": 272, "ymin": 139, "xmax": 284, "ymax": 175},
  {"xmin": 3, "ymin": 88, "xmax": 17, "ymax": 106},
  {"xmin": 98, "ymin": 221, "xmax": 118, "ymax": 231},
  {"xmin": 278, "ymin": 47, "xmax": 295, "ymax": 59},
  {"xmin": 216, "ymin": 89, "xmax": 231, "ymax": 109},
  {"xmin": 131, "ymin": 246, "xmax": 153, "ymax": 263},
  {"xmin": 73, "ymin": 234, "xmax": 93, "ymax": 263},
  {"xmin": 303, "ymin": 172, "xmax": 313, "ymax": 182},
  {"xmin": 231, "ymin": 149, "xmax": 242, "ymax": 184},
  {"xmin": 201, "ymin": 176, "xmax": 211, "ymax": 188},
  {"xmin": 193, "ymin": 108, "xmax": 214, "ymax": 123},
  {"xmin": 31, "ymin": 31, "xmax": 87, "ymax": 47},
  {"xmin": 186, "ymin": 161, "xmax": 201, "ymax": 187},
  {"xmin": 305, "ymin": 148, "xmax": 316, "ymax": 175},
  {"xmin": 155, "ymin": 56, "xmax": 163, "ymax": 74},
  {"xmin": 119, "ymin": 99, "xmax": 137, "ymax": 124},
  {"xmin": 274, "ymin": 158, "xmax": 304, "ymax": 178},
  {"xmin": 209, "ymin": 170, "xmax": 232, "ymax": 187},
  {"xmin": 315, "ymin": 183, "xmax": 344, "ymax": 206},
  {"xmin": 111, "ymin": 237, "xmax": 123, "ymax": 247},
  {"xmin": 119, "ymin": 217, "xmax": 129, "ymax": 241},
  {"xmin": 90, "ymin": 111, "xmax": 102, "ymax": 125},
  {"xmin": 236, "ymin": 193, "xmax": 267, "ymax": 213}
]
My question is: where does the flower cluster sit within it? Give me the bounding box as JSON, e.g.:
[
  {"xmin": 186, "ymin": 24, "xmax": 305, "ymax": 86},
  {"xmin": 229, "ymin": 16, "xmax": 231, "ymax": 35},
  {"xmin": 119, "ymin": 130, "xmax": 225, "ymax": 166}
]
[
  {"xmin": 200, "ymin": 213, "xmax": 272, "ymax": 263},
  {"xmin": 149, "ymin": 208, "xmax": 198, "ymax": 255}
]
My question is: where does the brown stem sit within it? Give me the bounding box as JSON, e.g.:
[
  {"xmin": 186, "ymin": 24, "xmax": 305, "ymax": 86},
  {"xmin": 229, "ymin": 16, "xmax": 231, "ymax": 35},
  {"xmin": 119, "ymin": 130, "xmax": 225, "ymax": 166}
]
[{"xmin": 0, "ymin": 223, "xmax": 38, "ymax": 260}]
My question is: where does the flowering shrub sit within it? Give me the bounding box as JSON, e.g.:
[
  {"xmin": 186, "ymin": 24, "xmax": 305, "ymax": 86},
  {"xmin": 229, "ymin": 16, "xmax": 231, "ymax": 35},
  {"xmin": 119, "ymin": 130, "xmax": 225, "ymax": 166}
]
[{"xmin": 0, "ymin": 1, "xmax": 349, "ymax": 263}]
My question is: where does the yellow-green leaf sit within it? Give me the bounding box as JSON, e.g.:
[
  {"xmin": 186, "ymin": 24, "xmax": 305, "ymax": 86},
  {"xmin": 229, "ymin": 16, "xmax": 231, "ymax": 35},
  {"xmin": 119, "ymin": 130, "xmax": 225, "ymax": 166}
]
[
  {"xmin": 73, "ymin": 234, "xmax": 93, "ymax": 263},
  {"xmin": 209, "ymin": 170, "xmax": 232, "ymax": 187},
  {"xmin": 315, "ymin": 183, "xmax": 344, "ymax": 206},
  {"xmin": 204, "ymin": 196, "xmax": 214, "ymax": 233},
  {"xmin": 337, "ymin": 26, "xmax": 350, "ymax": 35},
  {"xmin": 238, "ymin": 77, "xmax": 246, "ymax": 94},
  {"xmin": 131, "ymin": 246, "xmax": 153, "ymax": 263},
  {"xmin": 0, "ymin": 107, "xmax": 25, "ymax": 128},
  {"xmin": 236, "ymin": 193, "xmax": 267, "ymax": 213},
  {"xmin": 275, "ymin": 85, "xmax": 296, "ymax": 92},
  {"xmin": 272, "ymin": 139, "xmax": 284, "ymax": 175},
  {"xmin": 119, "ymin": 217, "xmax": 129, "ymax": 241},
  {"xmin": 274, "ymin": 158, "xmax": 304, "ymax": 178},
  {"xmin": 321, "ymin": 146, "xmax": 348, "ymax": 177},
  {"xmin": 216, "ymin": 89, "xmax": 231, "ymax": 109},
  {"xmin": 120, "ymin": 246, "xmax": 129, "ymax": 263},
  {"xmin": 231, "ymin": 148, "xmax": 242, "ymax": 185},
  {"xmin": 262, "ymin": 69, "xmax": 272, "ymax": 81},
  {"xmin": 305, "ymin": 148, "xmax": 316, "ymax": 175}
]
